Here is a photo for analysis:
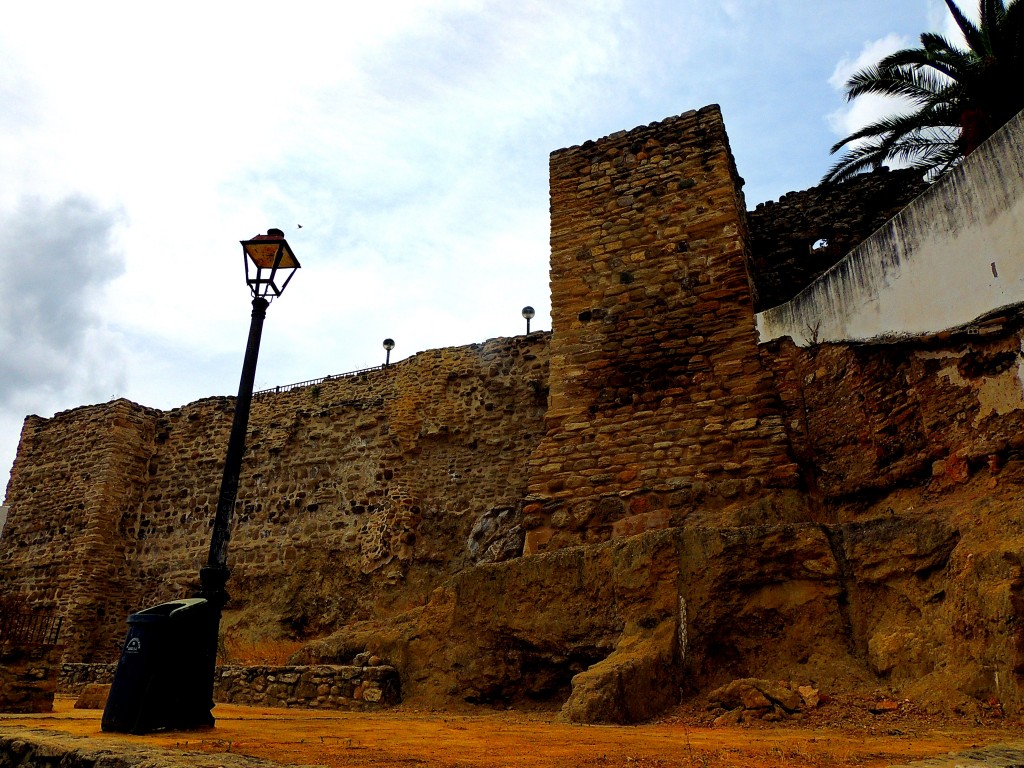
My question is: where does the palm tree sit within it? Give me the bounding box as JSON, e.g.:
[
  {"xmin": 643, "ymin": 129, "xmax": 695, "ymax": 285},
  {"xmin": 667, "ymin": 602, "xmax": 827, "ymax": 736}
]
[{"xmin": 824, "ymin": 0, "xmax": 1024, "ymax": 184}]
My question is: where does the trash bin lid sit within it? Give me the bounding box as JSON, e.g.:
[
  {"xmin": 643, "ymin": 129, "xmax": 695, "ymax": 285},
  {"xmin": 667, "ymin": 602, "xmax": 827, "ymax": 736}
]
[{"xmin": 128, "ymin": 598, "xmax": 209, "ymax": 623}]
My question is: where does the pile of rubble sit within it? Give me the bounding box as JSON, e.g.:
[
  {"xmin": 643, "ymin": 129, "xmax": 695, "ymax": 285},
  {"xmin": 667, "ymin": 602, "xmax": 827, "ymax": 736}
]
[{"xmin": 707, "ymin": 678, "xmax": 822, "ymax": 725}]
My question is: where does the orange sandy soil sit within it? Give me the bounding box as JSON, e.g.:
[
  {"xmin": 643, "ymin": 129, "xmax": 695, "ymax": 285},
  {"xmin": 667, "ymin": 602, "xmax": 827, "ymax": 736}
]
[{"xmin": 1, "ymin": 696, "xmax": 1021, "ymax": 768}]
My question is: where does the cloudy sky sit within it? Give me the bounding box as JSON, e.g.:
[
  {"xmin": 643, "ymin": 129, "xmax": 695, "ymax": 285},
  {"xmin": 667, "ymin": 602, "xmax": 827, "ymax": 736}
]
[{"xmin": 0, "ymin": 1, "xmax": 961, "ymax": 493}]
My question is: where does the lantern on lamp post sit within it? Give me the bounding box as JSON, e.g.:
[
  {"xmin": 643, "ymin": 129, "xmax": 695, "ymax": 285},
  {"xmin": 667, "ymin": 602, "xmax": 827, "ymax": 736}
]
[{"xmin": 383, "ymin": 338, "xmax": 395, "ymax": 367}]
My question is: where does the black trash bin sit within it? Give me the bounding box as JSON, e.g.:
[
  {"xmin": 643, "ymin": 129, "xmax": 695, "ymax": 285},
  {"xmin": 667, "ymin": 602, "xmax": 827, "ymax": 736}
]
[{"xmin": 101, "ymin": 598, "xmax": 218, "ymax": 734}]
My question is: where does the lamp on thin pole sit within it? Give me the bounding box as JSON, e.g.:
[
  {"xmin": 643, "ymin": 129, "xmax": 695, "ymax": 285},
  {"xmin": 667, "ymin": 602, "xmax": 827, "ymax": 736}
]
[
  {"xmin": 522, "ymin": 306, "xmax": 536, "ymax": 335},
  {"xmin": 383, "ymin": 338, "xmax": 395, "ymax": 367}
]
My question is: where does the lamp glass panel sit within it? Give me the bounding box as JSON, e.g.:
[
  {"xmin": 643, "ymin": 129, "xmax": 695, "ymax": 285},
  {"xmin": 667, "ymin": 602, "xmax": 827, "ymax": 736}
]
[
  {"xmin": 245, "ymin": 242, "xmax": 282, "ymax": 269},
  {"xmin": 276, "ymin": 244, "xmax": 298, "ymax": 269}
]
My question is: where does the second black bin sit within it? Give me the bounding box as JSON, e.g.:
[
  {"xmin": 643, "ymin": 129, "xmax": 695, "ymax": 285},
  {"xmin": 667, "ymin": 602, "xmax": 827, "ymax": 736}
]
[{"xmin": 101, "ymin": 598, "xmax": 217, "ymax": 734}]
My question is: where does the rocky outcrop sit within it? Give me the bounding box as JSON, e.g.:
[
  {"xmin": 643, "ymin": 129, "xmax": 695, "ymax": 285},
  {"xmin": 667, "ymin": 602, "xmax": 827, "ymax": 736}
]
[
  {"xmin": 295, "ymin": 481, "xmax": 1024, "ymax": 723},
  {"xmin": 831, "ymin": 506, "xmax": 1024, "ymax": 714},
  {"xmin": 562, "ymin": 618, "xmax": 678, "ymax": 723},
  {"xmin": 297, "ymin": 523, "xmax": 855, "ymax": 722},
  {"xmin": 73, "ymin": 684, "xmax": 110, "ymax": 709}
]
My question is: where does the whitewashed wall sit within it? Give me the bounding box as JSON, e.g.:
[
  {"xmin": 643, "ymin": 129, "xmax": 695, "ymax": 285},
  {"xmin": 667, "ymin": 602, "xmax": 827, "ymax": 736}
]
[{"xmin": 757, "ymin": 110, "xmax": 1024, "ymax": 346}]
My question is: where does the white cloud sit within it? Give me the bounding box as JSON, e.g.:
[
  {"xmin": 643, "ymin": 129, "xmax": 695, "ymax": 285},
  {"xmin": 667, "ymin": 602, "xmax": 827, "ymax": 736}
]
[
  {"xmin": 0, "ymin": 196, "xmax": 128, "ymax": 486},
  {"xmin": 0, "ymin": 196, "xmax": 126, "ymax": 402},
  {"xmin": 826, "ymin": 33, "xmax": 914, "ymax": 139}
]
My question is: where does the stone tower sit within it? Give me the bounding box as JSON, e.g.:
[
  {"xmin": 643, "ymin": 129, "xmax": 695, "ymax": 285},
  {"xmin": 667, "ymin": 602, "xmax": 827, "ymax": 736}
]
[{"xmin": 524, "ymin": 105, "xmax": 800, "ymax": 552}]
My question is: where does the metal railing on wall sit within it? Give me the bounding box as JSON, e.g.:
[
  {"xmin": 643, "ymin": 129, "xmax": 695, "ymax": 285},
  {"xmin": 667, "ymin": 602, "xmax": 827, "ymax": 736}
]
[
  {"xmin": 254, "ymin": 363, "xmax": 392, "ymax": 398},
  {"xmin": 0, "ymin": 610, "xmax": 63, "ymax": 646}
]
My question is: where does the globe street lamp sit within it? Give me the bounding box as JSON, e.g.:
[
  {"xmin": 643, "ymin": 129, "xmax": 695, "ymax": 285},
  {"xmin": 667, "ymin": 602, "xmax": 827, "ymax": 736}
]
[
  {"xmin": 101, "ymin": 229, "xmax": 299, "ymax": 735},
  {"xmin": 522, "ymin": 306, "xmax": 535, "ymax": 334},
  {"xmin": 383, "ymin": 338, "xmax": 395, "ymax": 367}
]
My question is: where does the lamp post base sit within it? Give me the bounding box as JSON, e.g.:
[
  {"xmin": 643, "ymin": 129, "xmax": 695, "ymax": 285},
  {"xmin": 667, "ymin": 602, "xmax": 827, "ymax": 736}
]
[{"xmin": 199, "ymin": 565, "xmax": 231, "ymax": 609}]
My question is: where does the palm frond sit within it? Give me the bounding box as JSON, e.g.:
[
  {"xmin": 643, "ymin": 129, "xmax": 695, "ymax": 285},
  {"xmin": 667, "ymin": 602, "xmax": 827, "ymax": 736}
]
[
  {"xmin": 822, "ymin": 142, "xmax": 890, "ymax": 183},
  {"xmin": 831, "ymin": 106, "xmax": 960, "ymax": 154},
  {"xmin": 845, "ymin": 65, "xmax": 951, "ymax": 104},
  {"xmin": 980, "ymin": 0, "xmax": 1006, "ymax": 52},
  {"xmin": 945, "ymin": 0, "xmax": 988, "ymax": 53},
  {"xmin": 882, "ymin": 38, "xmax": 976, "ymax": 82},
  {"xmin": 992, "ymin": 1, "xmax": 1024, "ymax": 60},
  {"xmin": 825, "ymin": 0, "xmax": 1024, "ymax": 184}
]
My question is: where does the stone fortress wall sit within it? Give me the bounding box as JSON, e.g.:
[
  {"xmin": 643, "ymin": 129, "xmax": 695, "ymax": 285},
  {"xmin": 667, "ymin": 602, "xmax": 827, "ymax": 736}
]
[
  {"xmin": 746, "ymin": 168, "xmax": 927, "ymax": 311},
  {"xmin": 1, "ymin": 335, "xmax": 549, "ymax": 662},
  {"xmin": 3, "ymin": 104, "xmax": 1024, "ymax": 720}
]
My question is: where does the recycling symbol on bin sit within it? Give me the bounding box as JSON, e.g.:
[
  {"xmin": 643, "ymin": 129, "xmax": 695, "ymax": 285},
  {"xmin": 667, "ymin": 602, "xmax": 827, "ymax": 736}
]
[{"xmin": 125, "ymin": 637, "xmax": 141, "ymax": 653}]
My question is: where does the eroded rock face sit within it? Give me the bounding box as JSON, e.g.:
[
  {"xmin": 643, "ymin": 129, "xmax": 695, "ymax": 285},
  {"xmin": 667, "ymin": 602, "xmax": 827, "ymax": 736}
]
[
  {"xmin": 73, "ymin": 684, "xmax": 110, "ymax": 709},
  {"xmin": 829, "ymin": 505, "xmax": 1024, "ymax": 714},
  {"xmin": 299, "ymin": 524, "xmax": 855, "ymax": 723},
  {"xmin": 562, "ymin": 619, "xmax": 678, "ymax": 723},
  {"xmin": 678, "ymin": 524, "xmax": 847, "ymax": 688},
  {"xmin": 299, "ymin": 484, "xmax": 1024, "ymax": 723}
]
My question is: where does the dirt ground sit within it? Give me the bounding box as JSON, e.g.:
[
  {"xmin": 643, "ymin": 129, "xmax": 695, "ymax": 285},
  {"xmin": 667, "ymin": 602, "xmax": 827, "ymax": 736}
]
[{"xmin": 1, "ymin": 695, "xmax": 1022, "ymax": 768}]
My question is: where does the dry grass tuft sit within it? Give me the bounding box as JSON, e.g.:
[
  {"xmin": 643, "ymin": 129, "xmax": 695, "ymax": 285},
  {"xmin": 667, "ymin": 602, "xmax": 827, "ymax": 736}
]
[{"xmin": 220, "ymin": 636, "xmax": 305, "ymax": 666}]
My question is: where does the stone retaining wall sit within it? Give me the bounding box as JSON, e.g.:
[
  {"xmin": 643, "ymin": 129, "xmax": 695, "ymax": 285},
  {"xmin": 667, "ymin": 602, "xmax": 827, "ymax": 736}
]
[
  {"xmin": 59, "ymin": 663, "xmax": 116, "ymax": 694},
  {"xmin": 0, "ymin": 643, "xmax": 62, "ymax": 713},
  {"xmin": 59, "ymin": 662, "xmax": 400, "ymax": 710},
  {"xmin": 214, "ymin": 664, "xmax": 399, "ymax": 709},
  {"xmin": 3, "ymin": 333, "xmax": 549, "ymax": 662}
]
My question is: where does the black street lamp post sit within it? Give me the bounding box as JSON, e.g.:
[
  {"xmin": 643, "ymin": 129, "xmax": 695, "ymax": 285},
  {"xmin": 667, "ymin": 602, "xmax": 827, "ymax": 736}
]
[
  {"xmin": 101, "ymin": 229, "xmax": 299, "ymax": 735},
  {"xmin": 198, "ymin": 227, "xmax": 300, "ymax": 715},
  {"xmin": 383, "ymin": 338, "xmax": 395, "ymax": 367},
  {"xmin": 202, "ymin": 228, "xmax": 300, "ymax": 609}
]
